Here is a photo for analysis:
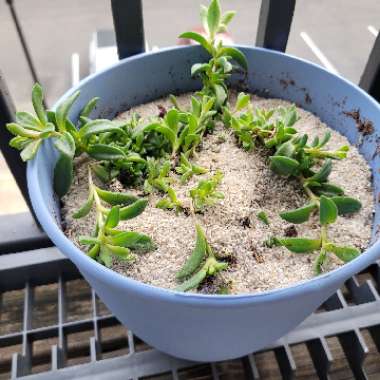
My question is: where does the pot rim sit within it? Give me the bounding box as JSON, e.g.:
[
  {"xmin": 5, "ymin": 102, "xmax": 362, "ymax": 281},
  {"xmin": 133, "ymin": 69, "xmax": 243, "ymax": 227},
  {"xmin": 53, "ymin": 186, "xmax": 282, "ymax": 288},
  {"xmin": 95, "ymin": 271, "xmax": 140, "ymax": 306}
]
[{"xmin": 27, "ymin": 44, "xmax": 380, "ymax": 305}]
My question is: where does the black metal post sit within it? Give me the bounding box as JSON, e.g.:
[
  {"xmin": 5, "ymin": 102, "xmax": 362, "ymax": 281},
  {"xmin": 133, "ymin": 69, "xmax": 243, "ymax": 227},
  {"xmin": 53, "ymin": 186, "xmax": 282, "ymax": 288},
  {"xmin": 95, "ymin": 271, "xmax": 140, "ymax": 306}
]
[
  {"xmin": 111, "ymin": 0, "xmax": 145, "ymax": 59},
  {"xmin": 359, "ymin": 32, "xmax": 380, "ymax": 102},
  {"xmin": 256, "ymin": 0, "xmax": 296, "ymax": 52},
  {"xmin": 5, "ymin": 0, "xmax": 46, "ymax": 107}
]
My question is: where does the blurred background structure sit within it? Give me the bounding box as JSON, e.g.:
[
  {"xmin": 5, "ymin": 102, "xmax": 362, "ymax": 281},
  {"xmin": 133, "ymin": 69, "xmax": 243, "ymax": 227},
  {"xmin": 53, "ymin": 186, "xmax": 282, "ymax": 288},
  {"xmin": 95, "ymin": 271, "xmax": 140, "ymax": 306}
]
[{"xmin": 0, "ymin": 0, "xmax": 379, "ymax": 215}]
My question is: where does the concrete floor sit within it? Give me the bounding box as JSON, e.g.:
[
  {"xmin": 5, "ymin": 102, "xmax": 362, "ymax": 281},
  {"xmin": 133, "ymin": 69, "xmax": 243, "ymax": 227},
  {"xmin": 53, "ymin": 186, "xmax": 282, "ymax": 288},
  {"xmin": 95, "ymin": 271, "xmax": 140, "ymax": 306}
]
[{"xmin": 0, "ymin": 0, "xmax": 379, "ymax": 214}]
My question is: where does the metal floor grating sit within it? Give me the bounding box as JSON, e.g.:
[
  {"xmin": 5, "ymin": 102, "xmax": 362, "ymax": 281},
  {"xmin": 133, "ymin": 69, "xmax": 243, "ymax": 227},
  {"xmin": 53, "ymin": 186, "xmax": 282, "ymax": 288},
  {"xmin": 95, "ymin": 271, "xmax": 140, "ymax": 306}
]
[{"xmin": 1, "ymin": 248, "xmax": 380, "ymax": 379}]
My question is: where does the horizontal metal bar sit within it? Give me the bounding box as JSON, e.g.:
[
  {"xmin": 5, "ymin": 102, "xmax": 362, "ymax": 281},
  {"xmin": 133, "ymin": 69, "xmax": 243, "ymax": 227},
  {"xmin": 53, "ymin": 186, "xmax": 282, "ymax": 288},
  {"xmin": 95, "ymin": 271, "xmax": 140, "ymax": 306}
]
[
  {"xmin": 256, "ymin": 0, "xmax": 296, "ymax": 52},
  {"xmin": 0, "ymin": 212, "xmax": 52, "ymax": 255},
  {"xmin": 0, "ymin": 247, "xmax": 77, "ymax": 291}
]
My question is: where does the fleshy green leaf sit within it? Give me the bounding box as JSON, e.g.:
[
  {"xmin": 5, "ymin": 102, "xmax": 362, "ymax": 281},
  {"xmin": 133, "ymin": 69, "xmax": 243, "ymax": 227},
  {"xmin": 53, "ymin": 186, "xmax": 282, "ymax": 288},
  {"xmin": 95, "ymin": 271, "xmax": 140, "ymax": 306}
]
[
  {"xmin": 191, "ymin": 63, "xmax": 210, "ymax": 77},
  {"xmin": 72, "ymin": 191, "xmax": 94, "ymax": 219},
  {"xmin": 78, "ymin": 236, "xmax": 99, "ymax": 245},
  {"xmin": 319, "ymin": 195, "xmax": 338, "ymax": 225},
  {"xmin": 53, "ymin": 153, "xmax": 73, "ymax": 197},
  {"xmin": 6, "ymin": 123, "xmax": 40, "ymax": 138},
  {"xmin": 80, "ymin": 97, "xmax": 99, "ymax": 118},
  {"xmin": 31, "ymin": 83, "xmax": 47, "ymax": 126},
  {"xmin": 213, "ymin": 84, "xmax": 227, "ymax": 107},
  {"xmin": 257, "ymin": 211, "xmax": 270, "ymax": 225},
  {"xmin": 105, "ymin": 206, "xmax": 120, "ymax": 228},
  {"xmin": 220, "ymin": 47, "xmax": 248, "ymax": 70},
  {"xmin": 280, "ymin": 203, "xmax": 317, "ymax": 224},
  {"xmin": 269, "ymin": 155, "xmax": 300, "ymax": 176},
  {"xmin": 104, "ymin": 244, "xmax": 135, "ymax": 261},
  {"xmin": 207, "ymin": 0, "xmax": 221, "ymax": 37},
  {"xmin": 119, "ymin": 199, "xmax": 148, "ymax": 220},
  {"xmin": 221, "ymin": 10, "xmax": 236, "ymax": 26},
  {"xmin": 16, "ymin": 111, "xmax": 42, "ymax": 130},
  {"xmin": 235, "ymin": 92, "xmax": 250, "ymax": 112},
  {"xmin": 79, "ymin": 119, "xmax": 122, "ymax": 141},
  {"xmin": 178, "ymin": 32, "xmax": 212, "ymax": 53},
  {"xmin": 87, "ymin": 243, "xmax": 100, "ymax": 259},
  {"xmin": 55, "ymin": 91, "xmax": 80, "ymax": 131},
  {"xmin": 314, "ymin": 249, "xmax": 327, "ymax": 275},
  {"xmin": 95, "ymin": 187, "xmax": 138, "ymax": 206},
  {"xmin": 54, "ymin": 131, "xmax": 76, "ymax": 158},
  {"xmin": 330, "ymin": 196, "xmax": 361, "ymax": 215},
  {"xmin": 110, "ymin": 231, "xmax": 155, "ymax": 252},
  {"xmin": 176, "ymin": 268, "xmax": 207, "ymax": 292},
  {"xmin": 308, "ymin": 159, "xmax": 332, "ymax": 183},
  {"xmin": 324, "ymin": 243, "xmax": 360, "ymax": 262},
  {"xmin": 279, "ymin": 237, "xmax": 321, "ymax": 253},
  {"xmin": 176, "ymin": 224, "xmax": 207, "ymax": 279},
  {"xmin": 87, "ymin": 144, "xmax": 126, "ymax": 160},
  {"xmin": 20, "ymin": 139, "xmax": 42, "ymax": 161}
]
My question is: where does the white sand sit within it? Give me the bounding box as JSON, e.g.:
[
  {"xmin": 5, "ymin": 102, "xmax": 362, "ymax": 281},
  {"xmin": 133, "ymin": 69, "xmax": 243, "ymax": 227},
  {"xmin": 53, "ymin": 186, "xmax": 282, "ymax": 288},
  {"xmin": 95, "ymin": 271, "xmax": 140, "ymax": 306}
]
[{"xmin": 62, "ymin": 94, "xmax": 374, "ymax": 294}]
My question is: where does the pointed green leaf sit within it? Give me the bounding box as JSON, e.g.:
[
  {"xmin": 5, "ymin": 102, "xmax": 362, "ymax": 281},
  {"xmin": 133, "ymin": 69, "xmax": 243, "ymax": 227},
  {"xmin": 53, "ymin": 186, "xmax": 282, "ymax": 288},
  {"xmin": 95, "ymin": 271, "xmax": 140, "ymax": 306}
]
[
  {"xmin": 165, "ymin": 108, "xmax": 179, "ymax": 130},
  {"xmin": 99, "ymin": 245, "xmax": 113, "ymax": 267},
  {"xmin": 72, "ymin": 191, "xmax": 94, "ymax": 219},
  {"xmin": 213, "ymin": 84, "xmax": 227, "ymax": 107},
  {"xmin": 78, "ymin": 236, "xmax": 100, "ymax": 245},
  {"xmin": 104, "ymin": 244, "xmax": 135, "ymax": 261},
  {"xmin": 9, "ymin": 136, "xmax": 29, "ymax": 150},
  {"xmin": 269, "ymin": 155, "xmax": 300, "ymax": 176},
  {"xmin": 87, "ymin": 243, "xmax": 100, "ymax": 259},
  {"xmin": 324, "ymin": 243, "xmax": 360, "ymax": 262},
  {"xmin": 311, "ymin": 182, "xmax": 344, "ymax": 197},
  {"xmin": 55, "ymin": 91, "xmax": 80, "ymax": 131},
  {"xmin": 87, "ymin": 144, "xmax": 125, "ymax": 160},
  {"xmin": 220, "ymin": 47, "xmax": 248, "ymax": 70},
  {"xmin": 31, "ymin": 83, "xmax": 47, "ymax": 126},
  {"xmin": 20, "ymin": 139, "xmax": 42, "ymax": 161},
  {"xmin": 320, "ymin": 195, "xmax": 338, "ymax": 225},
  {"xmin": 257, "ymin": 211, "xmax": 270, "ymax": 225},
  {"xmin": 119, "ymin": 199, "xmax": 148, "ymax": 220},
  {"xmin": 207, "ymin": 0, "xmax": 221, "ymax": 37},
  {"xmin": 280, "ymin": 203, "xmax": 317, "ymax": 224},
  {"xmin": 330, "ymin": 196, "xmax": 361, "ymax": 215},
  {"xmin": 54, "ymin": 131, "xmax": 76, "ymax": 158},
  {"xmin": 308, "ymin": 159, "xmax": 332, "ymax": 183},
  {"xmin": 110, "ymin": 231, "xmax": 155, "ymax": 252},
  {"xmin": 178, "ymin": 32, "xmax": 212, "ymax": 53},
  {"xmin": 314, "ymin": 249, "xmax": 327, "ymax": 275},
  {"xmin": 221, "ymin": 10, "xmax": 236, "ymax": 26},
  {"xmin": 177, "ymin": 224, "xmax": 207, "ymax": 279},
  {"xmin": 105, "ymin": 206, "xmax": 120, "ymax": 228},
  {"xmin": 80, "ymin": 97, "xmax": 99, "ymax": 118},
  {"xmin": 279, "ymin": 237, "xmax": 321, "ymax": 253},
  {"xmin": 79, "ymin": 119, "xmax": 122, "ymax": 140},
  {"xmin": 176, "ymin": 268, "xmax": 207, "ymax": 292},
  {"xmin": 191, "ymin": 63, "xmax": 210, "ymax": 77},
  {"xmin": 16, "ymin": 111, "xmax": 42, "ymax": 130},
  {"xmin": 235, "ymin": 92, "xmax": 250, "ymax": 111},
  {"xmin": 95, "ymin": 187, "xmax": 138, "ymax": 206},
  {"xmin": 6, "ymin": 123, "xmax": 40, "ymax": 138}
]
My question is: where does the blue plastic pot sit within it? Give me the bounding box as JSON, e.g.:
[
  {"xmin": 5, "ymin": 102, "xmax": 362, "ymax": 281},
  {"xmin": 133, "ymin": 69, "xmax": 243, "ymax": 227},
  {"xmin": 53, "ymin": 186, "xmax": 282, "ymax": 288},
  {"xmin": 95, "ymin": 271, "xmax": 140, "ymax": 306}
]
[{"xmin": 27, "ymin": 45, "xmax": 380, "ymax": 362}]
